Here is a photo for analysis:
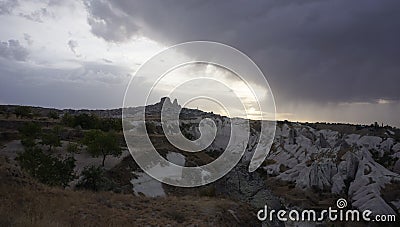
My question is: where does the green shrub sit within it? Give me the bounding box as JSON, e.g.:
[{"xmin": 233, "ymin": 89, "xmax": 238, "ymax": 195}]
[
  {"xmin": 40, "ymin": 126, "xmax": 62, "ymax": 151},
  {"xmin": 83, "ymin": 130, "xmax": 122, "ymax": 166},
  {"xmin": 76, "ymin": 165, "xmax": 113, "ymax": 191},
  {"xmin": 67, "ymin": 142, "xmax": 79, "ymax": 153},
  {"xmin": 47, "ymin": 111, "xmax": 59, "ymax": 119},
  {"xmin": 21, "ymin": 137, "xmax": 36, "ymax": 148},
  {"xmin": 62, "ymin": 113, "xmax": 121, "ymax": 131},
  {"xmin": 98, "ymin": 118, "xmax": 122, "ymax": 132},
  {"xmin": 17, "ymin": 147, "xmax": 76, "ymax": 187},
  {"xmin": 14, "ymin": 106, "xmax": 33, "ymax": 118},
  {"xmin": 18, "ymin": 122, "xmax": 41, "ymax": 139}
]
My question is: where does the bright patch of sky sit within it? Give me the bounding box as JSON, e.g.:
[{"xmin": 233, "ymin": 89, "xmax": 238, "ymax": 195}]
[{"xmin": 0, "ymin": 0, "xmax": 164, "ymax": 73}]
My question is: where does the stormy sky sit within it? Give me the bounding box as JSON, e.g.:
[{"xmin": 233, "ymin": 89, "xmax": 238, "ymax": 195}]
[{"xmin": 0, "ymin": 0, "xmax": 399, "ymax": 126}]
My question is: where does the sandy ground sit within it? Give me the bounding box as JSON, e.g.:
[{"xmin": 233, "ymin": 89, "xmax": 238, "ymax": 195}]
[
  {"xmin": 0, "ymin": 140, "xmax": 24, "ymax": 160},
  {"xmin": 131, "ymin": 151, "xmax": 188, "ymax": 197}
]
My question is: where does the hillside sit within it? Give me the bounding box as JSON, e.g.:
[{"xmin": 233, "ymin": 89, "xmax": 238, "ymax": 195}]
[
  {"xmin": 0, "ymin": 156, "xmax": 258, "ymax": 226},
  {"xmin": 0, "ymin": 99, "xmax": 399, "ymax": 226}
]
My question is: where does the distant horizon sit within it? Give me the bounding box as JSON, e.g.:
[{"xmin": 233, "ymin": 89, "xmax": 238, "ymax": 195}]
[{"xmin": 1, "ymin": 101, "xmax": 397, "ymax": 129}]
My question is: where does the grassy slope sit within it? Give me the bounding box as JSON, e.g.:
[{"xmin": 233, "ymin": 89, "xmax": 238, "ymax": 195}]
[{"xmin": 0, "ymin": 156, "xmax": 259, "ymax": 227}]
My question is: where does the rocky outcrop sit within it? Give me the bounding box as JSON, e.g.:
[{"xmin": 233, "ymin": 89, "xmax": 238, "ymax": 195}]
[
  {"xmin": 264, "ymin": 123, "xmax": 400, "ymax": 216},
  {"xmin": 125, "ymin": 98, "xmax": 400, "ymax": 218},
  {"xmin": 288, "ymin": 128, "xmax": 296, "ymax": 145},
  {"xmin": 215, "ymin": 163, "xmax": 283, "ymax": 226},
  {"xmin": 319, "ymin": 133, "xmax": 330, "ymax": 148}
]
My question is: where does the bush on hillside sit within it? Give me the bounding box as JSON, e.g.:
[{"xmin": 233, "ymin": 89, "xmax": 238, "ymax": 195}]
[
  {"xmin": 17, "ymin": 147, "xmax": 76, "ymax": 187},
  {"xmin": 76, "ymin": 165, "xmax": 114, "ymax": 191},
  {"xmin": 83, "ymin": 129, "xmax": 122, "ymax": 166}
]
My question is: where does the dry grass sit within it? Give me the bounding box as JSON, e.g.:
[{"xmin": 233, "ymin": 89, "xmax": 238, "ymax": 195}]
[
  {"xmin": 0, "ymin": 156, "xmax": 259, "ymax": 226},
  {"xmin": 263, "ymin": 176, "xmax": 337, "ymax": 210}
]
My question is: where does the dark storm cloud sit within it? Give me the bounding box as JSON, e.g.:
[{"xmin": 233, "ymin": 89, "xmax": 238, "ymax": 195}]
[
  {"xmin": 84, "ymin": 0, "xmax": 400, "ymax": 105},
  {"xmin": 83, "ymin": 0, "xmax": 141, "ymax": 42},
  {"xmin": 0, "ymin": 58, "xmax": 131, "ymax": 108},
  {"xmin": 0, "ymin": 39, "xmax": 29, "ymax": 61}
]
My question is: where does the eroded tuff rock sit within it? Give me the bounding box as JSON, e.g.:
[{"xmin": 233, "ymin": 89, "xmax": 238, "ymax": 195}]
[
  {"xmin": 264, "ymin": 123, "xmax": 400, "ymax": 216},
  {"xmin": 181, "ymin": 112, "xmax": 400, "ymax": 217},
  {"xmin": 126, "ymin": 98, "xmax": 400, "ymax": 219},
  {"xmin": 215, "ymin": 163, "xmax": 283, "ymax": 227}
]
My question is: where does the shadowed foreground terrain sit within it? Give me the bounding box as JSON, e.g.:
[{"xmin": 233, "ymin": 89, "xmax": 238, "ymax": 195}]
[{"xmin": 0, "ymin": 156, "xmax": 259, "ymax": 226}]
